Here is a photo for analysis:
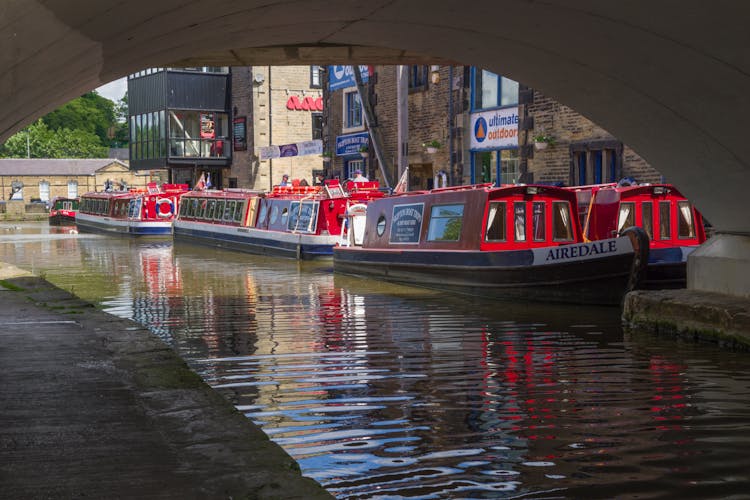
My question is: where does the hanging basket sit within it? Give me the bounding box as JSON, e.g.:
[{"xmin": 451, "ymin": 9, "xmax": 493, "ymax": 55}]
[
  {"xmin": 426, "ymin": 146, "xmax": 438, "ymax": 154},
  {"xmin": 534, "ymin": 141, "xmax": 549, "ymax": 151},
  {"xmin": 359, "ymin": 151, "xmax": 369, "ymax": 158}
]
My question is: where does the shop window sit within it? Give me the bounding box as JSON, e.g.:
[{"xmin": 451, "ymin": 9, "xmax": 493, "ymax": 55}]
[
  {"xmin": 472, "ymin": 69, "xmax": 519, "ymax": 110},
  {"xmin": 572, "ymin": 143, "xmax": 622, "ymax": 186}
]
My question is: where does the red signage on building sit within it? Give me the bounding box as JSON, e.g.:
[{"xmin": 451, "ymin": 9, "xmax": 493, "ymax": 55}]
[{"xmin": 286, "ymin": 96, "xmax": 324, "ymax": 112}]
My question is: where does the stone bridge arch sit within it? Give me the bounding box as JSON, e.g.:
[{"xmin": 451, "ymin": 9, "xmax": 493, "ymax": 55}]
[{"xmin": 2, "ymin": 1, "xmax": 749, "ymax": 295}]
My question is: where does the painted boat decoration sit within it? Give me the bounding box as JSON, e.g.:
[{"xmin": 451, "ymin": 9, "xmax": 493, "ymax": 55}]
[
  {"xmin": 48, "ymin": 196, "xmax": 79, "ymax": 225},
  {"xmin": 76, "ymin": 183, "xmax": 189, "ymax": 236},
  {"xmin": 173, "ymin": 180, "xmax": 385, "ymax": 259},
  {"xmin": 333, "ymin": 183, "xmax": 649, "ymax": 305},
  {"xmin": 569, "ymin": 181, "xmax": 706, "ymax": 288}
]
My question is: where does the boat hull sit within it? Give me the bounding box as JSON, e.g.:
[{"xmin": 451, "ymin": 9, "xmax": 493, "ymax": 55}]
[
  {"xmin": 48, "ymin": 213, "xmax": 76, "ymax": 226},
  {"xmin": 334, "ymin": 236, "xmax": 645, "ymax": 305},
  {"xmin": 173, "ymin": 220, "xmax": 340, "ymax": 260},
  {"xmin": 643, "ymin": 246, "xmax": 696, "ymax": 289},
  {"xmin": 75, "ymin": 213, "xmax": 173, "ymax": 237}
]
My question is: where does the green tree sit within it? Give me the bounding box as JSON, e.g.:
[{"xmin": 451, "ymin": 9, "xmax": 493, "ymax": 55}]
[
  {"xmin": 42, "ymin": 91, "xmax": 115, "ymax": 147},
  {"xmin": 0, "ymin": 120, "xmax": 107, "ymax": 158}
]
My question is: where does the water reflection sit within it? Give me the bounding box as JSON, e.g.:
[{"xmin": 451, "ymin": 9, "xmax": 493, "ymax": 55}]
[{"xmin": 2, "ymin": 222, "xmax": 750, "ymax": 498}]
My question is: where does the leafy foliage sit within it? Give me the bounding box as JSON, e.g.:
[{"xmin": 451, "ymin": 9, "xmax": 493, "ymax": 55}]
[{"xmin": 0, "ymin": 90, "xmax": 127, "ymax": 158}]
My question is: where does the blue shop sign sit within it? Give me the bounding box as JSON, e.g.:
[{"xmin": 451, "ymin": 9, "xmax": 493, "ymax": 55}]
[
  {"xmin": 335, "ymin": 132, "xmax": 369, "ymax": 156},
  {"xmin": 328, "ymin": 65, "xmax": 370, "ymax": 91}
]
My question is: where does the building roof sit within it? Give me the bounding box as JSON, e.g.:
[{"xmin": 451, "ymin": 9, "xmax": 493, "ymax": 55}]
[{"xmin": 0, "ymin": 158, "xmax": 129, "ymax": 176}]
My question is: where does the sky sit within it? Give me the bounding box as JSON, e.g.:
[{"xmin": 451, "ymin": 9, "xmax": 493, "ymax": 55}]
[{"xmin": 95, "ymin": 77, "xmax": 127, "ymax": 102}]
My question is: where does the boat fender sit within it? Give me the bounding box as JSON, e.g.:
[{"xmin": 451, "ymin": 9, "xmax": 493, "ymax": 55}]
[
  {"xmin": 156, "ymin": 198, "xmax": 175, "ymax": 218},
  {"xmin": 621, "ymin": 226, "xmax": 650, "ymax": 293}
]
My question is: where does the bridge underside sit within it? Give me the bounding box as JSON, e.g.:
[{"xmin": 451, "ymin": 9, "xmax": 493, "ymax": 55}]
[{"xmin": 2, "ymin": 1, "xmax": 749, "ymax": 296}]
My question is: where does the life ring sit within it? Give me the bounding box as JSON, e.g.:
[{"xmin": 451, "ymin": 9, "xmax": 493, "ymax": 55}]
[{"xmin": 156, "ymin": 198, "xmax": 175, "ymax": 218}]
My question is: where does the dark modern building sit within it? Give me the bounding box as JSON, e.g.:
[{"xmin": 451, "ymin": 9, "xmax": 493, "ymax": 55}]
[{"xmin": 127, "ymin": 67, "xmax": 231, "ymax": 188}]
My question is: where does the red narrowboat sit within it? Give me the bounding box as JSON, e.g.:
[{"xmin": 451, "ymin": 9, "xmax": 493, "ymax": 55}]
[
  {"xmin": 173, "ymin": 180, "xmax": 385, "ymax": 259},
  {"xmin": 334, "ymin": 183, "xmax": 649, "ymax": 305},
  {"xmin": 569, "ymin": 182, "xmax": 706, "ymax": 288},
  {"xmin": 48, "ymin": 196, "xmax": 79, "ymax": 225},
  {"xmin": 76, "ymin": 183, "xmax": 189, "ymax": 236}
]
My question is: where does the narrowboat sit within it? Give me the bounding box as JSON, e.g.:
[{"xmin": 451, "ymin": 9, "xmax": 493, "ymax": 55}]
[
  {"xmin": 569, "ymin": 182, "xmax": 706, "ymax": 288},
  {"xmin": 48, "ymin": 196, "xmax": 79, "ymax": 225},
  {"xmin": 333, "ymin": 183, "xmax": 650, "ymax": 305},
  {"xmin": 173, "ymin": 180, "xmax": 385, "ymax": 259},
  {"xmin": 76, "ymin": 183, "xmax": 189, "ymax": 236}
]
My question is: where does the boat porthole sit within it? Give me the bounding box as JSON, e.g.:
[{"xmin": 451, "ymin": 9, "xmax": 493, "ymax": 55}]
[{"xmin": 376, "ymin": 214, "xmax": 386, "ymax": 236}]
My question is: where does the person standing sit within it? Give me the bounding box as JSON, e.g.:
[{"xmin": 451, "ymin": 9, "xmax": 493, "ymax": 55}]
[
  {"xmin": 352, "ymin": 169, "xmax": 369, "ymax": 182},
  {"xmin": 279, "ymin": 174, "xmax": 290, "ymax": 186}
]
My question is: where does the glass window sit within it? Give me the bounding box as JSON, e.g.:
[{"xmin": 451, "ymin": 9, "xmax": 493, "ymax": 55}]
[
  {"xmin": 678, "ymin": 201, "xmax": 696, "ymax": 238},
  {"xmin": 376, "ymin": 215, "xmax": 386, "ymax": 237},
  {"xmin": 281, "ymin": 207, "xmax": 289, "ymax": 226},
  {"xmin": 659, "ymin": 201, "xmax": 671, "ymax": 240},
  {"xmin": 617, "ymin": 202, "xmax": 635, "ymax": 233},
  {"xmin": 485, "ymin": 202, "xmax": 506, "ymax": 241},
  {"xmin": 287, "ymin": 201, "xmax": 318, "ymax": 233},
  {"xmin": 473, "ymin": 150, "xmax": 497, "ymax": 185},
  {"xmin": 214, "ymin": 200, "xmax": 225, "ymax": 221},
  {"xmin": 206, "ymin": 199, "xmax": 216, "ymax": 219},
  {"xmin": 310, "ymin": 65, "xmax": 323, "ymax": 88},
  {"xmin": 514, "ymin": 202, "xmax": 526, "ymax": 241},
  {"xmin": 197, "ymin": 199, "xmax": 207, "ymax": 219},
  {"xmin": 552, "ymin": 202, "xmax": 574, "ymax": 241},
  {"xmin": 573, "ymin": 147, "xmax": 620, "ymax": 185},
  {"xmin": 38, "ymin": 181, "xmax": 50, "ymax": 202},
  {"xmin": 224, "ymin": 201, "xmax": 235, "ymax": 221},
  {"xmin": 312, "ymin": 112, "xmax": 323, "ymax": 140},
  {"xmin": 257, "ymin": 202, "xmax": 269, "ymax": 228},
  {"xmin": 346, "ymin": 160, "xmax": 364, "ymax": 179},
  {"xmin": 641, "ymin": 202, "xmax": 653, "ymax": 239},
  {"xmin": 500, "ymin": 149, "xmax": 520, "ymax": 185},
  {"xmin": 427, "ymin": 204, "xmax": 464, "ymax": 241},
  {"xmin": 270, "ymin": 205, "xmax": 279, "ymax": 225},
  {"xmin": 234, "ymin": 201, "xmax": 244, "ymax": 223},
  {"xmin": 344, "ymin": 90, "xmax": 363, "ymax": 129},
  {"xmin": 532, "ymin": 202, "xmax": 545, "ymax": 241},
  {"xmin": 473, "ymin": 69, "xmax": 519, "ymax": 109},
  {"xmin": 409, "ymin": 65, "xmax": 429, "ymax": 90}
]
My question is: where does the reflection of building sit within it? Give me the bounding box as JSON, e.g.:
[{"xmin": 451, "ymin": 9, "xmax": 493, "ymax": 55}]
[{"xmin": 0, "ymin": 158, "xmax": 152, "ymax": 203}]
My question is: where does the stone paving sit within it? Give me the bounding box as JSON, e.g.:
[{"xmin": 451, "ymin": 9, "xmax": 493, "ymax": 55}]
[{"xmin": 0, "ymin": 263, "xmax": 332, "ymax": 499}]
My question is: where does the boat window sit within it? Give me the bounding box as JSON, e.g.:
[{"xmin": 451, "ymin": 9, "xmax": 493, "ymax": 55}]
[
  {"xmin": 214, "ymin": 200, "xmax": 225, "ymax": 221},
  {"xmin": 514, "ymin": 202, "xmax": 526, "ymax": 241},
  {"xmin": 234, "ymin": 201, "xmax": 245, "ymax": 223},
  {"xmin": 678, "ymin": 201, "xmax": 696, "ymax": 238},
  {"xmin": 427, "ymin": 204, "xmax": 464, "ymax": 241},
  {"xmin": 224, "ymin": 201, "xmax": 235, "ymax": 221},
  {"xmin": 617, "ymin": 202, "xmax": 635, "ymax": 234},
  {"xmin": 288, "ymin": 201, "xmax": 319, "ymax": 233},
  {"xmin": 206, "ymin": 199, "xmax": 216, "ymax": 220},
  {"xmin": 198, "ymin": 199, "xmax": 207, "ymax": 219},
  {"xmin": 532, "ymin": 202, "xmax": 546, "ymax": 241},
  {"xmin": 552, "ymin": 202, "xmax": 574, "ymax": 241},
  {"xmin": 128, "ymin": 199, "xmax": 140, "ymax": 218},
  {"xmin": 281, "ymin": 207, "xmax": 289, "ymax": 226},
  {"xmin": 257, "ymin": 202, "xmax": 269, "ymax": 228},
  {"xmin": 270, "ymin": 205, "xmax": 280, "ymax": 225},
  {"xmin": 641, "ymin": 202, "xmax": 653, "ymax": 239},
  {"xmin": 659, "ymin": 201, "xmax": 671, "ymax": 240},
  {"xmin": 376, "ymin": 215, "xmax": 387, "ymax": 237},
  {"xmin": 485, "ymin": 202, "xmax": 506, "ymax": 241},
  {"xmin": 179, "ymin": 199, "xmax": 188, "ymax": 217}
]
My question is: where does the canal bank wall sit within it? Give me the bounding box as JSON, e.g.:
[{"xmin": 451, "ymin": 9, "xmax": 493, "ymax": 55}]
[
  {"xmin": 0, "ymin": 262, "xmax": 332, "ymax": 499},
  {"xmin": 623, "ymin": 289, "xmax": 750, "ymax": 350}
]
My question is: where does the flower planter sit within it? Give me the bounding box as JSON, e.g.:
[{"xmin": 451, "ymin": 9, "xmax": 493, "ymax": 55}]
[
  {"xmin": 359, "ymin": 152, "xmax": 369, "ymax": 158},
  {"xmin": 534, "ymin": 141, "xmax": 549, "ymax": 151},
  {"xmin": 426, "ymin": 146, "xmax": 438, "ymax": 154}
]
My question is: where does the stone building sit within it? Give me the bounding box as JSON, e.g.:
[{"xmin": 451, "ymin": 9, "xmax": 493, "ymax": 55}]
[
  {"xmin": 235, "ymin": 66, "xmax": 325, "ymax": 190},
  {"xmin": 324, "ymin": 64, "xmax": 662, "ymax": 190}
]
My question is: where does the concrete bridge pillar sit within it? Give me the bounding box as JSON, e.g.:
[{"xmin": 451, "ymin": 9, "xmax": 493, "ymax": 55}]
[{"xmin": 688, "ymin": 234, "xmax": 750, "ymax": 298}]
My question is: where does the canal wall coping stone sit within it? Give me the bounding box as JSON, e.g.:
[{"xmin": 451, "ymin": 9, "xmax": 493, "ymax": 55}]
[
  {"xmin": 623, "ymin": 289, "xmax": 750, "ymax": 350},
  {"xmin": 0, "ymin": 269, "xmax": 333, "ymax": 499}
]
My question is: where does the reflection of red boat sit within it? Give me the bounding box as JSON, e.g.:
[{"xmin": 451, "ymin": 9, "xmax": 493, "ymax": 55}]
[
  {"xmin": 334, "ymin": 183, "xmax": 649, "ymax": 305},
  {"xmin": 76, "ymin": 183, "xmax": 189, "ymax": 236},
  {"xmin": 173, "ymin": 180, "xmax": 384, "ymax": 259},
  {"xmin": 569, "ymin": 182, "xmax": 706, "ymax": 288},
  {"xmin": 48, "ymin": 196, "xmax": 79, "ymax": 225}
]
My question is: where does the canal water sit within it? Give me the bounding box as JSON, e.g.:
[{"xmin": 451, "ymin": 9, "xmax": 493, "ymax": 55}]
[{"xmin": 2, "ymin": 221, "xmax": 750, "ymax": 499}]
